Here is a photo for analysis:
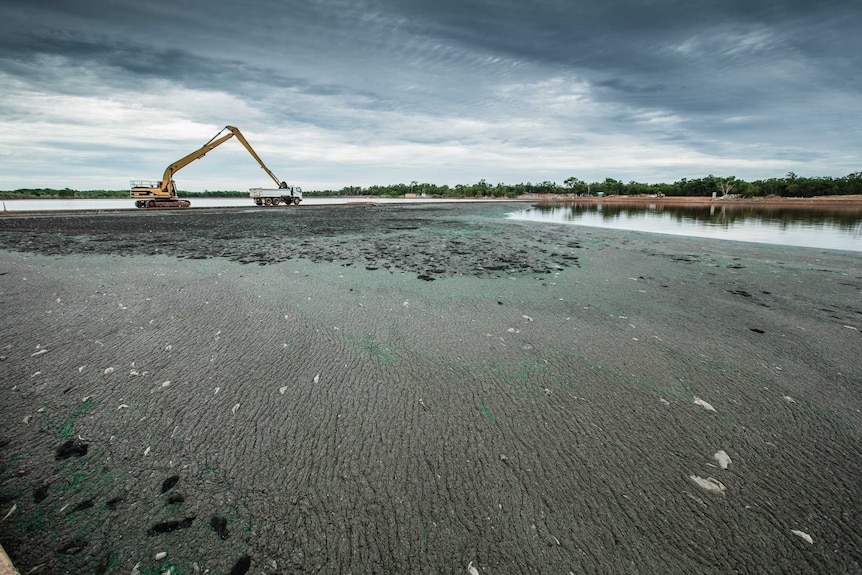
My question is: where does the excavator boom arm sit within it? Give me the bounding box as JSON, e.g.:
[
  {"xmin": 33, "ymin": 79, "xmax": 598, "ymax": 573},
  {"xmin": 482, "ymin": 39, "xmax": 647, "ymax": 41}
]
[
  {"xmin": 159, "ymin": 130, "xmax": 235, "ymax": 190},
  {"xmin": 225, "ymin": 125, "xmax": 285, "ymax": 188},
  {"xmin": 158, "ymin": 125, "xmax": 285, "ymax": 191}
]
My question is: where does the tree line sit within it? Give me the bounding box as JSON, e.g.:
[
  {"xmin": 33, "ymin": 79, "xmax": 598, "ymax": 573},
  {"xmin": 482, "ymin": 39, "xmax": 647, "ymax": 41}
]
[
  {"xmin": 318, "ymin": 172, "xmax": 862, "ymax": 198},
  {"xmin": 2, "ymin": 172, "xmax": 860, "ymax": 199}
]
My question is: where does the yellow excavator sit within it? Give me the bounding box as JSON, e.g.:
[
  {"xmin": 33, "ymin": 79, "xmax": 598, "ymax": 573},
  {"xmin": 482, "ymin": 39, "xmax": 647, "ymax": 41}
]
[{"xmin": 131, "ymin": 125, "xmax": 290, "ymax": 208}]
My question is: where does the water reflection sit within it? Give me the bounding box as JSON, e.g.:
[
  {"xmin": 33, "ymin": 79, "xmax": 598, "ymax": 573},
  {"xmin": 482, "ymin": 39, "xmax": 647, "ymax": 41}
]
[{"xmin": 509, "ymin": 202, "xmax": 862, "ymax": 252}]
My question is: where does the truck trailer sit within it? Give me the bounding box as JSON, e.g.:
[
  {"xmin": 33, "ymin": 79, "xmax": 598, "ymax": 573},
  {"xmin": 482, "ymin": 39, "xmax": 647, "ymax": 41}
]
[{"xmin": 249, "ymin": 187, "xmax": 302, "ymax": 206}]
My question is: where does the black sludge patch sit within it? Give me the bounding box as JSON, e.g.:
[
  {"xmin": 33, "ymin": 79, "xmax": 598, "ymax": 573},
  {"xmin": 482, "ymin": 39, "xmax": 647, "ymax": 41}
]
[
  {"xmin": 147, "ymin": 516, "xmax": 196, "ymax": 536},
  {"xmin": 230, "ymin": 555, "xmax": 251, "ymax": 575},
  {"xmin": 55, "ymin": 438, "xmax": 88, "ymax": 459},
  {"xmin": 211, "ymin": 516, "xmax": 229, "ymax": 540},
  {"xmin": 33, "ymin": 483, "xmax": 50, "ymax": 503},
  {"xmin": 161, "ymin": 475, "xmax": 180, "ymax": 493}
]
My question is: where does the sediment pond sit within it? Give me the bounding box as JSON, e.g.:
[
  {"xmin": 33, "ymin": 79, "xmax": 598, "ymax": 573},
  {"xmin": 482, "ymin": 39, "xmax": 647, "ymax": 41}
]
[{"xmin": 509, "ymin": 202, "xmax": 862, "ymax": 252}]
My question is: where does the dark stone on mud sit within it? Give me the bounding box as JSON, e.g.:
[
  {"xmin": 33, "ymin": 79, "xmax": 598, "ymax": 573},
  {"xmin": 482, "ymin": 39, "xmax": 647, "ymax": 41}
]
[
  {"xmin": 58, "ymin": 538, "xmax": 88, "ymax": 554},
  {"xmin": 750, "ymin": 328, "xmax": 765, "ymax": 334},
  {"xmin": 230, "ymin": 555, "xmax": 251, "ymax": 575},
  {"xmin": 55, "ymin": 438, "xmax": 88, "ymax": 459},
  {"xmin": 211, "ymin": 515, "xmax": 230, "ymax": 540},
  {"xmin": 167, "ymin": 493, "xmax": 185, "ymax": 505},
  {"xmin": 94, "ymin": 553, "xmax": 111, "ymax": 575},
  {"xmin": 71, "ymin": 498, "xmax": 94, "ymax": 513},
  {"xmin": 147, "ymin": 516, "xmax": 196, "ymax": 536},
  {"xmin": 106, "ymin": 496, "xmax": 124, "ymax": 510},
  {"xmin": 33, "ymin": 483, "xmax": 50, "ymax": 503},
  {"xmin": 161, "ymin": 475, "xmax": 180, "ymax": 493}
]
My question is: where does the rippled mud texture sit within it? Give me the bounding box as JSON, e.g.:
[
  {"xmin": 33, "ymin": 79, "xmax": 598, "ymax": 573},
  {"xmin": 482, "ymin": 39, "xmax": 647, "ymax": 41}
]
[{"xmin": 1, "ymin": 203, "xmax": 861, "ymax": 574}]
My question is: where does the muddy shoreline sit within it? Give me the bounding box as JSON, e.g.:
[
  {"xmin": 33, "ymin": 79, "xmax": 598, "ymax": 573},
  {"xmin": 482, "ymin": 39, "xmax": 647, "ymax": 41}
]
[{"xmin": 1, "ymin": 204, "xmax": 860, "ymax": 574}]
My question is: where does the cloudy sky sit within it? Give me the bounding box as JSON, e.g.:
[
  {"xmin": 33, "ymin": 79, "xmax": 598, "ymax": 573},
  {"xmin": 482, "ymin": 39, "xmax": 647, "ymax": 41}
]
[{"xmin": 1, "ymin": 0, "xmax": 860, "ymax": 192}]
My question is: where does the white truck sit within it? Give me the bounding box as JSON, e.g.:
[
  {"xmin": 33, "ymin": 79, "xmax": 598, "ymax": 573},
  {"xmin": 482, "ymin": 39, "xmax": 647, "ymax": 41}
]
[{"xmin": 249, "ymin": 186, "xmax": 303, "ymax": 206}]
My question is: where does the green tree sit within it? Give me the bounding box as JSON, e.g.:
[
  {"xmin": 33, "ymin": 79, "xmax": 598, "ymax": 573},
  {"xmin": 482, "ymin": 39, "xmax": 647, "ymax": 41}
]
[
  {"xmin": 564, "ymin": 176, "xmax": 582, "ymax": 192},
  {"xmin": 717, "ymin": 176, "xmax": 736, "ymax": 197}
]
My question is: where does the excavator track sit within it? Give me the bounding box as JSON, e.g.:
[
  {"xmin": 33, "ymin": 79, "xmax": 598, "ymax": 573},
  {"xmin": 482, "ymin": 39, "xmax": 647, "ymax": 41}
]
[{"xmin": 134, "ymin": 199, "xmax": 191, "ymax": 209}]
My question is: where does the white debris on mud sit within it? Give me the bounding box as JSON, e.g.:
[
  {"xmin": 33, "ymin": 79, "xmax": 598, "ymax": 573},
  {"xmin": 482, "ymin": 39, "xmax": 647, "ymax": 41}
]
[
  {"xmin": 689, "ymin": 475, "xmax": 726, "ymax": 496},
  {"xmin": 694, "ymin": 397, "xmax": 717, "ymax": 412},
  {"xmin": 713, "ymin": 450, "xmax": 732, "ymax": 469}
]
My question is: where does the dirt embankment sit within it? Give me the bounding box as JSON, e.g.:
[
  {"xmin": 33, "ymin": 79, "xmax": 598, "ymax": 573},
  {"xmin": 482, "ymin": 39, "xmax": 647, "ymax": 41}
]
[{"xmin": 0, "ymin": 203, "xmax": 860, "ymax": 574}]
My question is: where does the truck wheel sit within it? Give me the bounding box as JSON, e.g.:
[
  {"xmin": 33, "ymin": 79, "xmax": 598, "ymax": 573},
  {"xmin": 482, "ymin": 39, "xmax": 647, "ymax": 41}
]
[
  {"xmin": 271, "ymin": 198, "xmax": 280, "ymax": 206},
  {"xmin": 293, "ymin": 198, "xmax": 302, "ymax": 205},
  {"xmin": 255, "ymin": 199, "xmax": 262, "ymax": 206}
]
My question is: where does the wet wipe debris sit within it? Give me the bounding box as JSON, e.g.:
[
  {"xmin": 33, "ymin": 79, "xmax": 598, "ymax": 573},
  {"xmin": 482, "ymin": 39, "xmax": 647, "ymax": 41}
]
[
  {"xmin": 689, "ymin": 475, "xmax": 727, "ymax": 496},
  {"xmin": 791, "ymin": 529, "xmax": 814, "ymax": 544},
  {"xmin": 714, "ymin": 450, "xmax": 732, "ymax": 470}
]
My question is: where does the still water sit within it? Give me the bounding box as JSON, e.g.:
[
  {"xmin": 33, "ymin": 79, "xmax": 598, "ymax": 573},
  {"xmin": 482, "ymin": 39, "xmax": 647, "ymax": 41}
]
[{"xmin": 508, "ymin": 202, "xmax": 862, "ymax": 253}]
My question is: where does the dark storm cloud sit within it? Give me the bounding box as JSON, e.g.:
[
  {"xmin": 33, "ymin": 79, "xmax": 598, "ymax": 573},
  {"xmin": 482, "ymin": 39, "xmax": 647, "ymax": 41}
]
[
  {"xmin": 373, "ymin": 0, "xmax": 862, "ymax": 116},
  {"xmin": 6, "ymin": 0, "xmax": 859, "ymax": 110}
]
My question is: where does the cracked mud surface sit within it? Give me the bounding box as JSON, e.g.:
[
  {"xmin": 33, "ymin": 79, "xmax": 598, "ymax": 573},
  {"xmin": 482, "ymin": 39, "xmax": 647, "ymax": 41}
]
[{"xmin": 1, "ymin": 204, "xmax": 861, "ymax": 574}]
